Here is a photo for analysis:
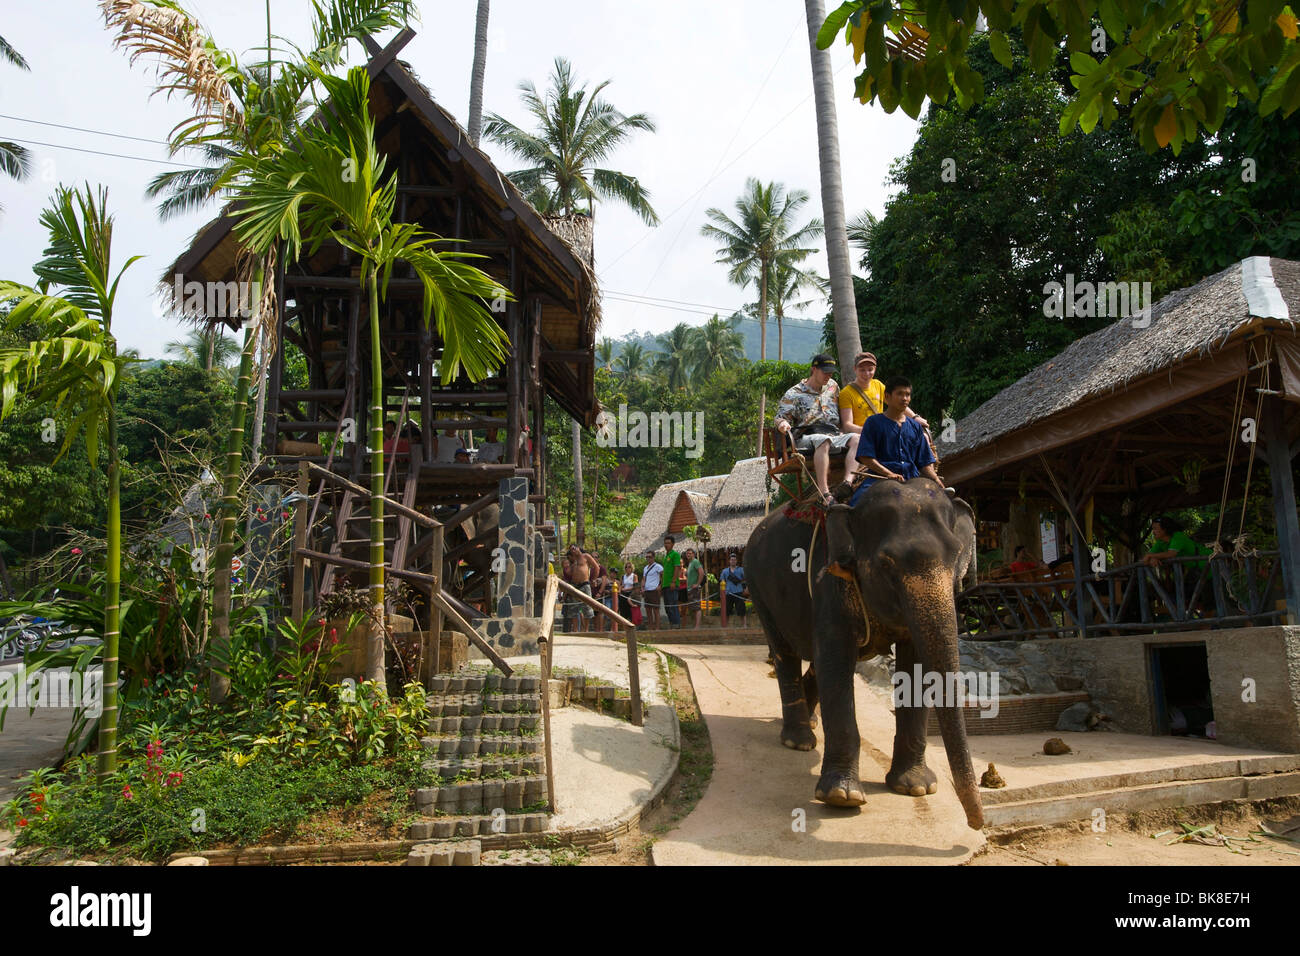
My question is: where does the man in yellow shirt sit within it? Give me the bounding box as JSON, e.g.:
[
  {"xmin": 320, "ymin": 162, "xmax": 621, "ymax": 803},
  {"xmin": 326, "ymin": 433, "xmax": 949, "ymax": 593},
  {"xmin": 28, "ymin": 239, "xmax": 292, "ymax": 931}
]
[{"xmin": 836, "ymin": 352, "xmax": 930, "ymax": 489}]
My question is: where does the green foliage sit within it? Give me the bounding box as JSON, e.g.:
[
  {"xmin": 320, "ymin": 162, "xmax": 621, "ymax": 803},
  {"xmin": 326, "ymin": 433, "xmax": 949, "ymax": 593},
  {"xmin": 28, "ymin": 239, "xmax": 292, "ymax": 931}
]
[{"xmin": 819, "ymin": 0, "xmax": 1300, "ymax": 152}]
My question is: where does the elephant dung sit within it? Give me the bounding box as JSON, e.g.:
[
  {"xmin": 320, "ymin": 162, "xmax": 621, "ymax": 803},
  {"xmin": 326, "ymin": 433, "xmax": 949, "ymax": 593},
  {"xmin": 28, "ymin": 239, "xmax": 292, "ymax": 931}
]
[{"xmin": 1043, "ymin": 737, "xmax": 1072, "ymax": 755}]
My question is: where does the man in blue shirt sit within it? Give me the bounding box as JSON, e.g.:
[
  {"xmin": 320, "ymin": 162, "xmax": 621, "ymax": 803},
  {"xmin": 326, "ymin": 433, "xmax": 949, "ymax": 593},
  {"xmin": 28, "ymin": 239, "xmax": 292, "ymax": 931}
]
[{"xmin": 849, "ymin": 377, "xmax": 942, "ymax": 507}]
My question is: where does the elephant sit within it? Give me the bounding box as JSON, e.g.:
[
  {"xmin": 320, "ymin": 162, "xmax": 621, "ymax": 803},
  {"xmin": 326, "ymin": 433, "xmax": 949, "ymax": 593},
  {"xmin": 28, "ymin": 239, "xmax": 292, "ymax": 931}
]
[{"xmin": 745, "ymin": 477, "xmax": 983, "ymax": 830}]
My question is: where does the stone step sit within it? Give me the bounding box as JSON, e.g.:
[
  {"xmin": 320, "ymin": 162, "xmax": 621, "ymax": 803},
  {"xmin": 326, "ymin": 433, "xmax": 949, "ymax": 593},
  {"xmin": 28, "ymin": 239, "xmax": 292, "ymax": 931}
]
[
  {"xmin": 406, "ymin": 839, "xmax": 481, "ymax": 866},
  {"xmin": 422, "ymin": 754, "xmax": 546, "ymax": 779},
  {"xmin": 408, "ymin": 812, "xmax": 550, "ymax": 841},
  {"xmin": 414, "ymin": 777, "xmax": 550, "ymax": 815},
  {"xmin": 428, "ymin": 713, "xmax": 542, "ymax": 735},
  {"xmin": 428, "ymin": 674, "xmax": 541, "ymax": 694},
  {"xmin": 427, "ymin": 695, "xmax": 541, "ymax": 717},
  {"xmin": 419, "ymin": 734, "xmax": 544, "ymax": 757}
]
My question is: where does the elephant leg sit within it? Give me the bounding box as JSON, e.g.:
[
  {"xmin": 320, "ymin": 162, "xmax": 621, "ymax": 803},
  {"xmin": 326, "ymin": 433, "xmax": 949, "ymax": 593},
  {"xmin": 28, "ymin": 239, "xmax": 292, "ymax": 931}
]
[
  {"xmin": 754, "ymin": 599, "xmax": 816, "ymax": 751},
  {"xmin": 886, "ymin": 638, "xmax": 939, "ymax": 797},
  {"xmin": 802, "ymin": 664, "xmax": 819, "ymax": 729},
  {"xmin": 812, "ymin": 587, "xmax": 865, "ymax": 807}
]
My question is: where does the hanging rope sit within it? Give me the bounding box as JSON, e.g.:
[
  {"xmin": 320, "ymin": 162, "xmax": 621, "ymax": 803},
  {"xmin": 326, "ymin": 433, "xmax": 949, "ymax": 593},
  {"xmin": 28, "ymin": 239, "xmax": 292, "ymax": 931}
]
[{"xmin": 1036, "ymin": 453, "xmax": 1090, "ymax": 553}]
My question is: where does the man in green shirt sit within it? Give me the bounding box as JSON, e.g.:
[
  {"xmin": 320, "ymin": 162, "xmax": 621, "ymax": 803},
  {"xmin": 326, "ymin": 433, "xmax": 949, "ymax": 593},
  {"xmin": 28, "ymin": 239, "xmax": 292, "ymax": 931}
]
[
  {"xmin": 684, "ymin": 547, "xmax": 705, "ymax": 629},
  {"xmin": 661, "ymin": 535, "xmax": 683, "ymax": 628},
  {"xmin": 1143, "ymin": 516, "xmax": 1211, "ymax": 571}
]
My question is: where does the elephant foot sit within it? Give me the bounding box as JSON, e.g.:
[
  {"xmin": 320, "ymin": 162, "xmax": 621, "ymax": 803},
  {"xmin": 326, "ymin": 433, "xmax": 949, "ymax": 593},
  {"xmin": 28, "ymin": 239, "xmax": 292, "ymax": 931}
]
[
  {"xmin": 887, "ymin": 763, "xmax": 939, "ymax": 797},
  {"xmin": 815, "ymin": 769, "xmax": 866, "ymax": 807},
  {"xmin": 781, "ymin": 723, "xmax": 817, "ymax": 751}
]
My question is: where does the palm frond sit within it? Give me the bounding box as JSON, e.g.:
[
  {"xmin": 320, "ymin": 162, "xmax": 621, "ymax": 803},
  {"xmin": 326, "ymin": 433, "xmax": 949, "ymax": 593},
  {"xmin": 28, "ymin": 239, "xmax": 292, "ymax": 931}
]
[
  {"xmin": 0, "ymin": 35, "xmax": 28, "ymax": 70},
  {"xmin": 0, "ymin": 141, "xmax": 30, "ymax": 181}
]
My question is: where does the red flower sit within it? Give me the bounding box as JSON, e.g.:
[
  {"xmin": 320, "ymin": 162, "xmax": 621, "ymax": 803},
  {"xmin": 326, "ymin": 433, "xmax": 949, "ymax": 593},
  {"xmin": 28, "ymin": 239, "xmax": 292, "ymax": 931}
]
[
  {"xmin": 329, "ymin": 628, "xmax": 337, "ymax": 638},
  {"xmin": 192, "ymin": 685, "xmax": 198, "ymax": 692},
  {"xmin": 282, "ymin": 511, "xmax": 290, "ymax": 520},
  {"xmin": 163, "ymin": 689, "xmax": 170, "ymax": 697},
  {"xmin": 71, "ymin": 547, "xmax": 82, "ymax": 556},
  {"xmin": 17, "ymin": 817, "xmax": 27, "ymax": 827},
  {"xmin": 30, "ymin": 792, "xmax": 44, "ymax": 804},
  {"xmin": 204, "ymin": 513, "xmax": 211, "ymax": 519},
  {"xmin": 122, "ymin": 785, "xmax": 134, "ymax": 801}
]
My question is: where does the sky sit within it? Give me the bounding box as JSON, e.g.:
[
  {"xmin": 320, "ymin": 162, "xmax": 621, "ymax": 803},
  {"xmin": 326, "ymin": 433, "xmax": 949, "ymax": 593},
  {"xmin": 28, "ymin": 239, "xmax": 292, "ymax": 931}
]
[{"xmin": 0, "ymin": 0, "xmax": 920, "ymax": 360}]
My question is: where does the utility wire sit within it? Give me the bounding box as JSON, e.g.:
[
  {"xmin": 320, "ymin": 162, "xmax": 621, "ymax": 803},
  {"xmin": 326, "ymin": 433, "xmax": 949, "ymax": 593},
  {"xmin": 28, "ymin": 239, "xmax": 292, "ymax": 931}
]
[
  {"xmin": 4, "ymin": 137, "xmax": 190, "ymax": 168},
  {"xmin": 0, "ymin": 113, "xmax": 172, "ymax": 146}
]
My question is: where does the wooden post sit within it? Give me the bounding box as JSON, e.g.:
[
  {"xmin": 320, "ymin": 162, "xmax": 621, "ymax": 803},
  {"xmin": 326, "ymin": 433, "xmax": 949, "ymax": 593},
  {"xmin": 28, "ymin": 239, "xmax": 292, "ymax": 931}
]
[
  {"xmin": 538, "ymin": 573, "xmax": 559, "ymax": 813},
  {"xmin": 553, "ymin": 576, "xmax": 643, "ymax": 727},
  {"xmin": 291, "ymin": 461, "xmax": 309, "ymax": 620},
  {"xmin": 505, "ymin": 246, "xmax": 521, "ymax": 466},
  {"xmin": 1263, "ymin": 395, "xmax": 1300, "ymax": 623},
  {"xmin": 757, "ymin": 393, "xmax": 766, "ymax": 458},
  {"xmin": 430, "ymin": 525, "xmax": 444, "ymax": 675}
]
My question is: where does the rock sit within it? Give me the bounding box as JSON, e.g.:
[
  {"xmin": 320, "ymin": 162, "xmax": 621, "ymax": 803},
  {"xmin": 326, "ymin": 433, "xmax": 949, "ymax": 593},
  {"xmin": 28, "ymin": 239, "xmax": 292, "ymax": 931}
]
[
  {"xmin": 168, "ymin": 856, "xmax": 209, "ymax": 866},
  {"xmin": 1022, "ymin": 666, "xmax": 1061, "ymax": 695},
  {"xmin": 1043, "ymin": 737, "xmax": 1072, "ymax": 755},
  {"xmin": 1056, "ymin": 701, "xmax": 1094, "ymax": 732},
  {"xmin": 1053, "ymin": 674, "xmax": 1085, "ymax": 691},
  {"xmin": 0, "ymin": 848, "xmax": 14, "ymax": 867},
  {"xmin": 979, "ymin": 763, "xmax": 1006, "ymax": 789},
  {"xmin": 981, "ymin": 644, "xmax": 1023, "ymax": 666}
]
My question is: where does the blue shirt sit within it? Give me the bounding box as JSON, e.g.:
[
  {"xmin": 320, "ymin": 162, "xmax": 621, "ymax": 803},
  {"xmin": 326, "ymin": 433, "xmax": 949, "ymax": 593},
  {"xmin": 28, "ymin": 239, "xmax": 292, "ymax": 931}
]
[
  {"xmin": 851, "ymin": 414, "xmax": 936, "ymax": 505},
  {"xmin": 720, "ymin": 566, "xmax": 746, "ymax": 595}
]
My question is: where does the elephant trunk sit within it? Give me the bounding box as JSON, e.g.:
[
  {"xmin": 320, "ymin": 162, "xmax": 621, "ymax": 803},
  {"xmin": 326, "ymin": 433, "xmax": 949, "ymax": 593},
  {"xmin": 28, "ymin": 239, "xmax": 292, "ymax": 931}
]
[{"xmin": 904, "ymin": 567, "xmax": 984, "ymax": 830}]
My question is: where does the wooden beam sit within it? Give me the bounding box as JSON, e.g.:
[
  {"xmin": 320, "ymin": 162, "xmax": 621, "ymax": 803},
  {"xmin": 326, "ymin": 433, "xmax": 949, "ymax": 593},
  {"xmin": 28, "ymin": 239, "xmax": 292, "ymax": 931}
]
[
  {"xmin": 307, "ymin": 463, "xmax": 438, "ymax": 528},
  {"xmin": 538, "ymin": 573, "xmax": 559, "ymax": 813},
  {"xmin": 428, "ymin": 589, "xmax": 512, "ymax": 674},
  {"xmin": 540, "ymin": 350, "xmax": 593, "ymax": 364},
  {"xmin": 1263, "ymin": 395, "xmax": 1300, "ymax": 622},
  {"xmin": 363, "ymin": 27, "xmax": 415, "ymax": 78},
  {"xmin": 443, "ymin": 490, "xmax": 499, "ymax": 532}
]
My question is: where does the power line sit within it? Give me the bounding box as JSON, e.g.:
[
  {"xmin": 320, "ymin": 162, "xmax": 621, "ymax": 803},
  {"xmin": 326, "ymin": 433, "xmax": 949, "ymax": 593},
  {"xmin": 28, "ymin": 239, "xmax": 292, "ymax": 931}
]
[
  {"xmin": 603, "ymin": 291, "xmax": 825, "ymax": 327},
  {"xmin": 0, "ymin": 113, "xmax": 171, "ymax": 146},
  {"xmin": 5, "ymin": 137, "xmax": 190, "ymax": 168}
]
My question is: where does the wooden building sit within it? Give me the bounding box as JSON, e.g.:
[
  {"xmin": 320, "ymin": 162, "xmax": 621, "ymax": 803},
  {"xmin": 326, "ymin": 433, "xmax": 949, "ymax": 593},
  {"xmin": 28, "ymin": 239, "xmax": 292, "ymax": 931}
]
[{"xmin": 164, "ymin": 30, "xmax": 598, "ymax": 645}]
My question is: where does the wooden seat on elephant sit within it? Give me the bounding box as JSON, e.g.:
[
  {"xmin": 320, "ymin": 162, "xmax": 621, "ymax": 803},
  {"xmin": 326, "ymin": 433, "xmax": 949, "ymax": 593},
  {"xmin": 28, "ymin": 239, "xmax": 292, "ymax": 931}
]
[{"xmin": 762, "ymin": 426, "xmax": 847, "ymax": 501}]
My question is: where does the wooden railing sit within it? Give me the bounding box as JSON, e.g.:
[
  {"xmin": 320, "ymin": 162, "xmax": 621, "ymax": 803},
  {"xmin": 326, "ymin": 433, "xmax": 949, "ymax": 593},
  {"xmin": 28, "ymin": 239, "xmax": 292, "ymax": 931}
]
[{"xmin": 958, "ymin": 552, "xmax": 1285, "ymax": 640}]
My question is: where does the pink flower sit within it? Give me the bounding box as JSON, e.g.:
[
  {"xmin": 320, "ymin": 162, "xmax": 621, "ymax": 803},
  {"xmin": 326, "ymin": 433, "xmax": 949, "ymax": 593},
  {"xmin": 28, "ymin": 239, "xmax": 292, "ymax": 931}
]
[
  {"xmin": 71, "ymin": 547, "xmax": 82, "ymax": 556},
  {"xmin": 122, "ymin": 785, "xmax": 133, "ymax": 802}
]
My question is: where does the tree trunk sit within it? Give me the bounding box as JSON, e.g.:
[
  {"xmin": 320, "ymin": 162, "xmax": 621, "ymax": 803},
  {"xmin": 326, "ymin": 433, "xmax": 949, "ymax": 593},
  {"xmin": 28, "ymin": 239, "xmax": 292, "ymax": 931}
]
[
  {"xmin": 366, "ymin": 265, "xmax": 387, "ymax": 684},
  {"xmin": 805, "ymin": 0, "xmax": 862, "ymax": 372},
  {"xmin": 467, "ymin": 0, "xmax": 491, "ymax": 145},
  {"xmin": 97, "ymin": 411, "xmax": 122, "ymax": 781},
  {"xmin": 759, "ymin": 259, "xmax": 769, "ymax": 363},
  {"xmin": 250, "ymin": 330, "xmax": 267, "ymax": 468},
  {"xmin": 777, "ymin": 307, "xmax": 784, "ymax": 362},
  {"xmin": 209, "ymin": 264, "xmax": 262, "ymax": 705},
  {"xmin": 572, "ymin": 418, "xmax": 584, "ymax": 548}
]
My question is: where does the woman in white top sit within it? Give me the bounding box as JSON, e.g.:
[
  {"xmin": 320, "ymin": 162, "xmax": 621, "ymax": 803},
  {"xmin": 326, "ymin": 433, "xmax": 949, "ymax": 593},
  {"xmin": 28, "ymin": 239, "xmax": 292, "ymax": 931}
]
[{"xmin": 619, "ymin": 563, "xmax": 638, "ymax": 630}]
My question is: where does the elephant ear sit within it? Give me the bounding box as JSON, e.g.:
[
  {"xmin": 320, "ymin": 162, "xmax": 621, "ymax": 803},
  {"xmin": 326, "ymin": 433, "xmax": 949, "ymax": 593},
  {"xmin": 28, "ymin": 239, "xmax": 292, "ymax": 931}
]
[{"xmin": 949, "ymin": 496, "xmax": 978, "ymax": 591}]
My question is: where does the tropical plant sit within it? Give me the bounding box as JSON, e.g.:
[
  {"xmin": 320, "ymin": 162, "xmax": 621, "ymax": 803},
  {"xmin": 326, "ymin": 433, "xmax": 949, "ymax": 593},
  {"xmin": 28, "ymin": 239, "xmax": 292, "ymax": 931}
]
[
  {"xmin": 0, "ymin": 184, "xmax": 140, "ymax": 780},
  {"xmin": 846, "ymin": 208, "xmax": 878, "ymax": 272},
  {"xmin": 164, "ymin": 327, "xmax": 238, "ymax": 374},
  {"xmin": 815, "ymin": 0, "xmax": 1300, "ymax": 151},
  {"xmin": 805, "ymin": 0, "xmax": 862, "ymax": 370},
  {"xmin": 484, "ymin": 57, "xmax": 661, "ymax": 225},
  {"xmin": 701, "ymin": 178, "xmax": 823, "ymax": 362},
  {"xmin": 612, "ymin": 341, "xmax": 649, "ymax": 381},
  {"xmin": 687, "ymin": 314, "xmax": 745, "ymax": 378},
  {"xmin": 0, "ymin": 34, "xmax": 30, "ymax": 200},
  {"xmin": 226, "ymin": 65, "xmax": 510, "ymax": 682},
  {"xmin": 595, "ymin": 338, "xmax": 615, "ymax": 370},
  {"xmin": 655, "ymin": 324, "xmax": 699, "ymax": 391},
  {"xmin": 765, "ymin": 257, "xmax": 828, "ymax": 362},
  {"xmin": 102, "ymin": 0, "xmax": 419, "ymax": 701}
]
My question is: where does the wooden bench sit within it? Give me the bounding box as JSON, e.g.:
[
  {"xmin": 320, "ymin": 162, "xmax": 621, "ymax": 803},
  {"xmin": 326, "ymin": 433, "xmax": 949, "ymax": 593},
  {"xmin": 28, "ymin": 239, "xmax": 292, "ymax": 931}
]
[{"xmin": 762, "ymin": 427, "xmax": 849, "ymax": 501}]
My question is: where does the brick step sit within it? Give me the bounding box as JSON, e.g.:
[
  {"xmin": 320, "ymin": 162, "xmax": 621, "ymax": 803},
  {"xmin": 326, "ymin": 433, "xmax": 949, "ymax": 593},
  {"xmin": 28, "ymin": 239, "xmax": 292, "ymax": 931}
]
[
  {"xmin": 427, "ymin": 713, "xmax": 541, "ymax": 734},
  {"xmin": 422, "ymin": 754, "xmax": 545, "ymax": 779},
  {"xmin": 408, "ymin": 812, "xmax": 550, "ymax": 841},
  {"xmin": 414, "ymin": 777, "xmax": 550, "ymax": 815},
  {"xmin": 419, "ymin": 734, "xmax": 544, "ymax": 757},
  {"xmin": 428, "ymin": 674, "xmax": 541, "ymax": 694}
]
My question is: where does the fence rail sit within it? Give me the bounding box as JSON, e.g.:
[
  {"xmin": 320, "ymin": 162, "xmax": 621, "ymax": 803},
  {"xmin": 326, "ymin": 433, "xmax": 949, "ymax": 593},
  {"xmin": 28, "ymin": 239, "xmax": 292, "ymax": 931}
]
[{"xmin": 958, "ymin": 551, "xmax": 1285, "ymax": 640}]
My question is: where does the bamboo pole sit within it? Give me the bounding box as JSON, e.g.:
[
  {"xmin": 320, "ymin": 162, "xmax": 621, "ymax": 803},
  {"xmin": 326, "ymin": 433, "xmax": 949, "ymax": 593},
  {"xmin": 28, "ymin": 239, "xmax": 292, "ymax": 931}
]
[{"xmin": 538, "ymin": 573, "xmax": 559, "ymax": 813}]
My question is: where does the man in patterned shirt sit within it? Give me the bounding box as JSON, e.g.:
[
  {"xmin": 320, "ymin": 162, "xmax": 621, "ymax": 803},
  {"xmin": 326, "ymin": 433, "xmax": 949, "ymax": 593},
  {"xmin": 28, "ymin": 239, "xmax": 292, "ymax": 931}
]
[{"xmin": 774, "ymin": 353, "xmax": 860, "ymax": 505}]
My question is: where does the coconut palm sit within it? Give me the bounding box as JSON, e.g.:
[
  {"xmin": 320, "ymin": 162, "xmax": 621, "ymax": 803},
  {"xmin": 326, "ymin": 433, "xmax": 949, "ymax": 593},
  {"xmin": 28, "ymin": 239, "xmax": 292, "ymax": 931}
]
[
  {"xmin": 103, "ymin": 0, "xmax": 418, "ymax": 700},
  {"xmin": 0, "ymin": 35, "xmax": 30, "ymax": 200},
  {"xmin": 767, "ymin": 257, "xmax": 829, "ymax": 361},
  {"xmin": 847, "ymin": 208, "xmax": 879, "ymax": 273},
  {"xmin": 595, "ymin": 337, "xmax": 614, "ymax": 370},
  {"xmin": 227, "ymin": 65, "xmax": 510, "ymax": 681},
  {"xmin": 613, "ymin": 341, "xmax": 649, "ymax": 381},
  {"xmin": 0, "ymin": 184, "xmax": 139, "ymax": 780},
  {"xmin": 467, "ymin": 0, "xmax": 490, "ymax": 144},
  {"xmin": 484, "ymin": 57, "xmax": 660, "ymax": 226},
  {"xmin": 804, "ymin": 0, "xmax": 862, "ymax": 370},
  {"xmin": 688, "ymin": 314, "xmax": 746, "ymax": 377},
  {"xmin": 655, "ymin": 324, "xmax": 698, "ymax": 391},
  {"xmin": 701, "ymin": 178, "xmax": 822, "ymax": 362},
  {"xmin": 165, "ymin": 327, "xmax": 239, "ymax": 373}
]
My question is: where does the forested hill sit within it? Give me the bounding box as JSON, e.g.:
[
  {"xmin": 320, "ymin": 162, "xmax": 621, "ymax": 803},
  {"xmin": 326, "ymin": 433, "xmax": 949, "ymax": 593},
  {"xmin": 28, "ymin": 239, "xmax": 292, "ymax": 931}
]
[{"xmin": 610, "ymin": 313, "xmax": 827, "ymax": 364}]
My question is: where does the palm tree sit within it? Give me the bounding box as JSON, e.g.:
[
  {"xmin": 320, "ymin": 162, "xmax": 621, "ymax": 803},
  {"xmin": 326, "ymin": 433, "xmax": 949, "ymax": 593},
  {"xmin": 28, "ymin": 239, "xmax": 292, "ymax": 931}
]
[
  {"xmin": 595, "ymin": 338, "xmax": 614, "ymax": 370},
  {"xmin": 701, "ymin": 178, "xmax": 822, "ymax": 362},
  {"xmin": 688, "ymin": 314, "xmax": 746, "ymax": 377},
  {"xmin": 165, "ymin": 327, "xmax": 238, "ymax": 373},
  {"xmin": 805, "ymin": 0, "xmax": 862, "ymax": 370},
  {"xmin": 655, "ymin": 324, "xmax": 698, "ymax": 391},
  {"xmin": 0, "ymin": 184, "xmax": 138, "ymax": 781},
  {"xmin": 484, "ymin": 57, "xmax": 661, "ymax": 225},
  {"xmin": 0, "ymin": 35, "xmax": 31, "ymax": 201},
  {"xmin": 613, "ymin": 341, "xmax": 649, "ymax": 381},
  {"xmin": 467, "ymin": 0, "xmax": 490, "ymax": 144},
  {"xmin": 228, "ymin": 65, "xmax": 510, "ymax": 683},
  {"xmin": 767, "ymin": 257, "xmax": 829, "ymax": 361},
  {"xmin": 103, "ymin": 0, "xmax": 418, "ymax": 700},
  {"xmin": 847, "ymin": 209, "xmax": 879, "ymax": 273}
]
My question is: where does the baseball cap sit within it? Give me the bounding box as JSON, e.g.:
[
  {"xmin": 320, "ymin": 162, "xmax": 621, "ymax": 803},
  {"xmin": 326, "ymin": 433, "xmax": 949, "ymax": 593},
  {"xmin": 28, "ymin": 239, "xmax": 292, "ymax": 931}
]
[
  {"xmin": 810, "ymin": 353, "xmax": 837, "ymax": 371},
  {"xmin": 854, "ymin": 351, "xmax": 877, "ymax": 366}
]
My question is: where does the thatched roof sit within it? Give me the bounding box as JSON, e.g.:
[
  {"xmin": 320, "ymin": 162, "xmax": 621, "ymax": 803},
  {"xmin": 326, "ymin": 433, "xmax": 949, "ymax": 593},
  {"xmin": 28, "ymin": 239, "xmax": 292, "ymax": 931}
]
[
  {"xmin": 620, "ymin": 457, "xmax": 773, "ymax": 559},
  {"xmin": 941, "ymin": 257, "xmax": 1299, "ymax": 471},
  {"xmin": 620, "ymin": 474, "xmax": 726, "ymax": 559}
]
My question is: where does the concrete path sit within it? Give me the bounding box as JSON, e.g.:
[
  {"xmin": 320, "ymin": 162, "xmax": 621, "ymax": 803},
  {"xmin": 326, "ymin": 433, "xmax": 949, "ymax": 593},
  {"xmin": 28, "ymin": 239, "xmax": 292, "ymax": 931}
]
[
  {"xmin": 0, "ymin": 662, "xmax": 85, "ymax": 804},
  {"xmin": 651, "ymin": 645, "xmax": 985, "ymax": 866}
]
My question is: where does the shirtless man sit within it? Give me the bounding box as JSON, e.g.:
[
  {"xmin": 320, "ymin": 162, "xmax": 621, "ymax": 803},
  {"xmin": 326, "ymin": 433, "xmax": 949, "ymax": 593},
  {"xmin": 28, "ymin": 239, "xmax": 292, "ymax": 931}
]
[{"xmin": 565, "ymin": 544, "xmax": 599, "ymax": 632}]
